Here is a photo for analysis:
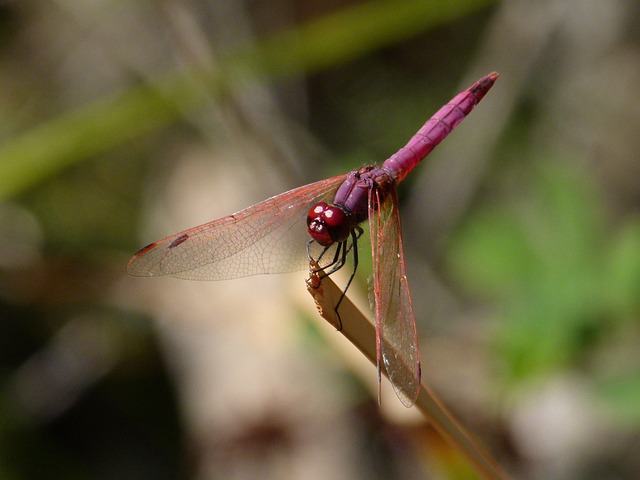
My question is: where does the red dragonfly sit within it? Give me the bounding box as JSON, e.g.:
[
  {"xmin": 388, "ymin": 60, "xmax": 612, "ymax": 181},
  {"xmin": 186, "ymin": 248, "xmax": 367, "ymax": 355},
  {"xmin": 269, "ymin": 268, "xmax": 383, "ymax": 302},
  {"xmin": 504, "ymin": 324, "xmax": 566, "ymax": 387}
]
[{"xmin": 128, "ymin": 73, "xmax": 499, "ymax": 407}]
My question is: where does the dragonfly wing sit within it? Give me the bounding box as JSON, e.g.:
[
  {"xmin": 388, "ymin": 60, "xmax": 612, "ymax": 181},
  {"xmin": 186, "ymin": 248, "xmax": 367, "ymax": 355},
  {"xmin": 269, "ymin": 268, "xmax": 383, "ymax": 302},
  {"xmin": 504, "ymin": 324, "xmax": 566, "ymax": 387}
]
[
  {"xmin": 369, "ymin": 185, "xmax": 421, "ymax": 407},
  {"xmin": 128, "ymin": 174, "xmax": 346, "ymax": 280}
]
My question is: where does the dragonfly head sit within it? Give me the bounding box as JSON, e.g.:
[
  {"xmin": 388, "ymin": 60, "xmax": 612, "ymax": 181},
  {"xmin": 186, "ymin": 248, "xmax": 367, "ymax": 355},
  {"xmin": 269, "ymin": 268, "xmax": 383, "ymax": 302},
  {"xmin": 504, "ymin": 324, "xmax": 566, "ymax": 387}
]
[{"xmin": 307, "ymin": 202, "xmax": 350, "ymax": 247}]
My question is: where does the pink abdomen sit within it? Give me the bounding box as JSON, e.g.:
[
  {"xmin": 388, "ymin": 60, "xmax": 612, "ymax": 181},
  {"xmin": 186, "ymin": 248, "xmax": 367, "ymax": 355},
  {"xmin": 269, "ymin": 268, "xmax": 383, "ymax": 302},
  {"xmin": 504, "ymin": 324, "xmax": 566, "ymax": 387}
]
[{"xmin": 382, "ymin": 73, "xmax": 498, "ymax": 183}]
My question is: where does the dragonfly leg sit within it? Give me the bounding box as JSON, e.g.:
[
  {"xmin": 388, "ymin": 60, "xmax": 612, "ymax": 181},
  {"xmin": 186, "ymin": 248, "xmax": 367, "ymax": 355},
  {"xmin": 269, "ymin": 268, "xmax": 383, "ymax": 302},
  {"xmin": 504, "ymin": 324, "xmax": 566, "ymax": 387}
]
[
  {"xmin": 307, "ymin": 226, "xmax": 362, "ymax": 330},
  {"xmin": 308, "ymin": 239, "xmax": 346, "ymax": 276},
  {"xmin": 321, "ymin": 224, "xmax": 363, "ymax": 276},
  {"xmin": 332, "ymin": 228, "xmax": 362, "ymax": 330}
]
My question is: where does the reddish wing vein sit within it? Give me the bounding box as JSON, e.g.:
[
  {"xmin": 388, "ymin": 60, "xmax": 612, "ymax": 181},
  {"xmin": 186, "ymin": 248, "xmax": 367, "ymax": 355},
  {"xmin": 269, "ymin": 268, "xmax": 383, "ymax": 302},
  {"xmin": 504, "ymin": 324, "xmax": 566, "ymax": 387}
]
[
  {"xmin": 127, "ymin": 174, "xmax": 346, "ymax": 280},
  {"xmin": 369, "ymin": 185, "xmax": 421, "ymax": 407}
]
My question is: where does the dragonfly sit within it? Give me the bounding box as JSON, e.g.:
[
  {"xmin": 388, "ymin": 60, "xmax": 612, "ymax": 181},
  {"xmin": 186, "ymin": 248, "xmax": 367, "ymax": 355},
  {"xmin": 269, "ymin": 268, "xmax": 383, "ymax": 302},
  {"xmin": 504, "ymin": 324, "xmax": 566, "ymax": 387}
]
[{"xmin": 128, "ymin": 73, "xmax": 499, "ymax": 407}]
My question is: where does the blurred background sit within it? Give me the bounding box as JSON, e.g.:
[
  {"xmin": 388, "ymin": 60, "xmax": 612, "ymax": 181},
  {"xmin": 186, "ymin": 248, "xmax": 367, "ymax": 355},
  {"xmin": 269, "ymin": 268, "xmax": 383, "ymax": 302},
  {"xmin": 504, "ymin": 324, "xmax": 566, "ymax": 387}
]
[{"xmin": 1, "ymin": 0, "xmax": 640, "ymax": 478}]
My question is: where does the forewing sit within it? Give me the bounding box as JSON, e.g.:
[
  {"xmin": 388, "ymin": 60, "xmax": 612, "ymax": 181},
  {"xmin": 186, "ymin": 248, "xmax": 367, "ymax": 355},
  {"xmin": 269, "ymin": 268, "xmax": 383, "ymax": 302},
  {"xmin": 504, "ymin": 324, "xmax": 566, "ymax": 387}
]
[
  {"xmin": 369, "ymin": 185, "xmax": 421, "ymax": 407},
  {"xmin": 128, "ymin": 174, "xmax": 346, "ymax": 280}
]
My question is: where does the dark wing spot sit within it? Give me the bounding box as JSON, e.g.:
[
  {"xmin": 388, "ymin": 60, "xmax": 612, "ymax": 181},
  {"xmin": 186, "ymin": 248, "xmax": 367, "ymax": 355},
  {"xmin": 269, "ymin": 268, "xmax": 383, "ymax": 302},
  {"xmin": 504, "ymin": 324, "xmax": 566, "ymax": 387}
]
[
  {"xmin": 168, "ymin": 234, "xmax": 189, "ymax": 249},
  {"xmin": 135, "ymin": 242, "xmax": 158, "ymax": 255}
]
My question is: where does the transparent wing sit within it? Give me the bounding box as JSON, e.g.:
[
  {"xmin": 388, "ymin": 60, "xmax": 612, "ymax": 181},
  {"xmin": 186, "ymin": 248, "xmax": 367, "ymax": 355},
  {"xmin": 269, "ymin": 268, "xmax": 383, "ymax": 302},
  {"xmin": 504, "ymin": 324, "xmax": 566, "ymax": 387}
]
[
  {"xmin": 128, "ymin": 174, "xmax": 346, "ymax": 280},
  {"xmin": 369, "ymin": 185, "xmax": 421, "ymax": 407}
]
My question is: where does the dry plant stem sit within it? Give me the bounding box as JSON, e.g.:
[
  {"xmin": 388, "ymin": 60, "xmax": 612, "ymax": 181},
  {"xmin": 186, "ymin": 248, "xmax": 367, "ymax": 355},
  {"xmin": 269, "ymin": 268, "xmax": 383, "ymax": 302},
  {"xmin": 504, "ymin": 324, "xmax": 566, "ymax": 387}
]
[{"xmin": 306, "ymin": 266, "xmax": 510, "ymax": 480}]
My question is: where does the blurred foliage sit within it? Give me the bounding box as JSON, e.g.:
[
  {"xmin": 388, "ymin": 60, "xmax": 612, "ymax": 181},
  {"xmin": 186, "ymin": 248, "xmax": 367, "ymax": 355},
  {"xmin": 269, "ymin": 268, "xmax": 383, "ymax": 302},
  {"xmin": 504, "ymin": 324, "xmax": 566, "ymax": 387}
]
[
  {"xmin": 2, "ymin": 0, "xmax": 640, "ymax": 479},
  {"xmin": 447, "ymin": 154, "xmax": 640, "ymax": 421},
  {"xmin": 0, "ymin": 0, "xmax": 494, "ymax": 200}
]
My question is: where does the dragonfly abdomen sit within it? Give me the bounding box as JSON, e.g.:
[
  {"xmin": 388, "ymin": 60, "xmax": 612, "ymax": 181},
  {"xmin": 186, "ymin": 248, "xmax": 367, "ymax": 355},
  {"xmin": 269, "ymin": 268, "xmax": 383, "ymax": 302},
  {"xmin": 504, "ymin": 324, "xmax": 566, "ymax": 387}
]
[{"xmin": 383, "ymin": 73, "xmax": 499, "ymax": 183}]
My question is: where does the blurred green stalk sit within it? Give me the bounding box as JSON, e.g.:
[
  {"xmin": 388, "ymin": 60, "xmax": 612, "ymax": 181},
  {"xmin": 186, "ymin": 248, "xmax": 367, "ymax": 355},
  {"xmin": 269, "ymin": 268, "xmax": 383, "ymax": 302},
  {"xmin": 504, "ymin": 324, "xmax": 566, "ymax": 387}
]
[{"xmin": 0, "ymin": 0, "xmax": 494, "ymax": 199}]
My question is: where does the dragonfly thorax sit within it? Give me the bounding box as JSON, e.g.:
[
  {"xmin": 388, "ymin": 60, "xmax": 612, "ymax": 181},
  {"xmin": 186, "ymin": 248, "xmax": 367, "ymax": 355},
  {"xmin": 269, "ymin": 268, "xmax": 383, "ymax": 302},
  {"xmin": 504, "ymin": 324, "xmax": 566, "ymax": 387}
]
[{"xmin": 307, "ymin": 202, "xmax": 352, "ymax": 247}]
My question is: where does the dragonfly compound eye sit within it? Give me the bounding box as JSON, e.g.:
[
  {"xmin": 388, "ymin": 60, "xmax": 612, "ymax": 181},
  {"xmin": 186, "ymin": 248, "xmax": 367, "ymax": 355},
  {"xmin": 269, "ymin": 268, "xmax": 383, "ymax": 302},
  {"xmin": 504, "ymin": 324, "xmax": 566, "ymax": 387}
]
[{"xmin": 307, "ymin": 202, "xmax": 350, "ymax": 247}]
